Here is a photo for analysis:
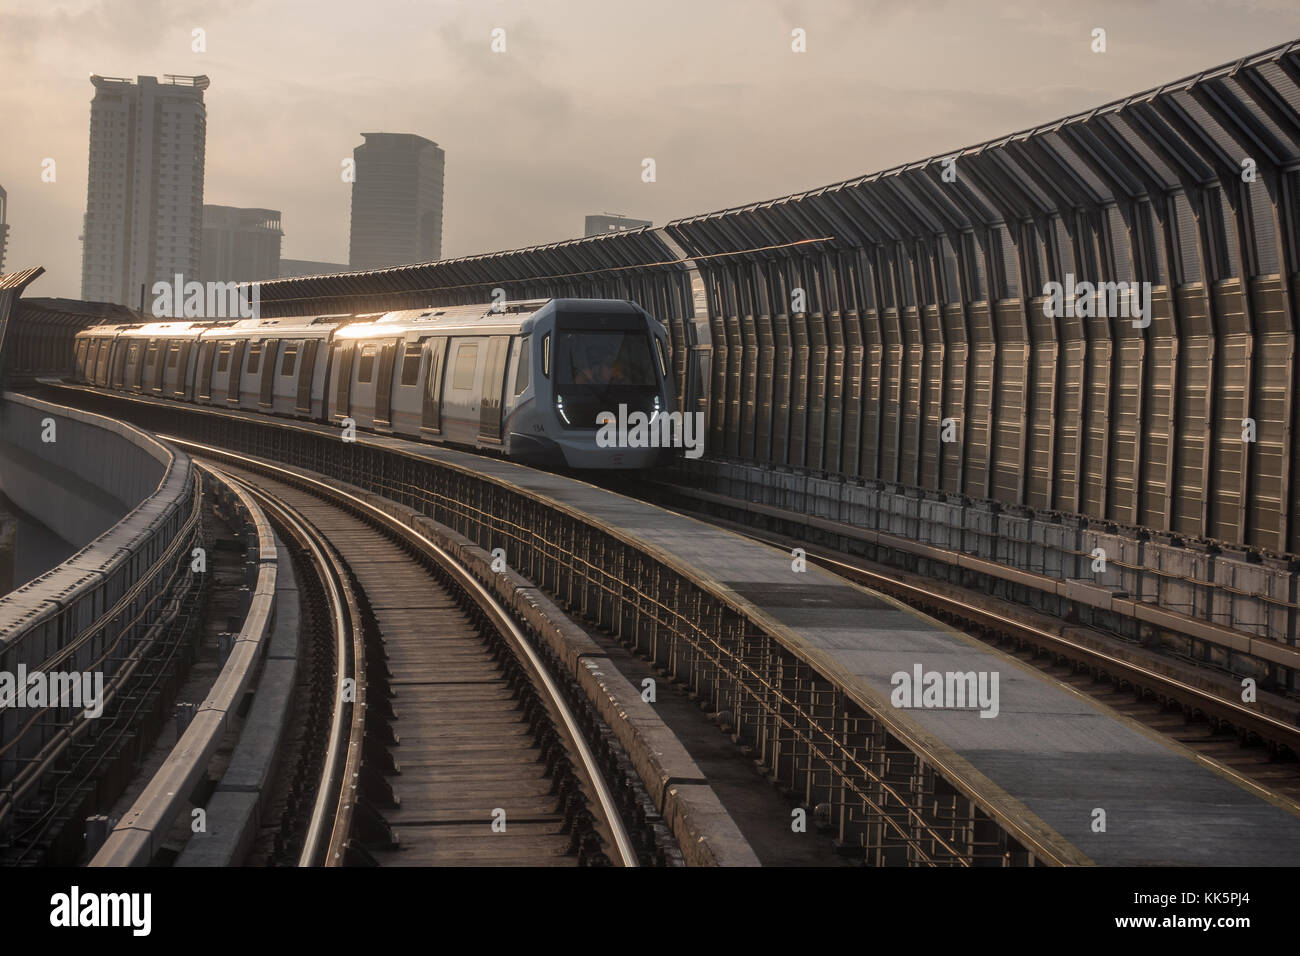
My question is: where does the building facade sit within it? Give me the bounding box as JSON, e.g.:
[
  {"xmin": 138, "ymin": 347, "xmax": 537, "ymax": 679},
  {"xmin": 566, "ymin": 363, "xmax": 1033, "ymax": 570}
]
[
  {"xmin": 201, "ymin": 205, "xmax": 283, "ymax": 283},
  {"xmin": 80, "ymin": 75, "xmax": 209, "ymax": 308},
  {"xmin": 348, "ymin": 132, "xmax": 444, "ymax": 270}
]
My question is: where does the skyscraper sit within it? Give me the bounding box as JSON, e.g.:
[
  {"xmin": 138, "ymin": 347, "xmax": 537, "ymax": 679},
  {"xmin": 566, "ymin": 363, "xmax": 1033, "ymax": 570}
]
[
  {"xmin": 0, "ymin": 185, "xmax": 8, "ymax": 274},
  {"xmin": 348, "ymin": 133, "xmax": 444, "ymax": 270},
  {"xmin": 80, "ymin": 75, "xmax": 209, "ymax": 308},
  {"xmin": 201, "ymin": 205, "xmax": 283, "ymax": 283}
]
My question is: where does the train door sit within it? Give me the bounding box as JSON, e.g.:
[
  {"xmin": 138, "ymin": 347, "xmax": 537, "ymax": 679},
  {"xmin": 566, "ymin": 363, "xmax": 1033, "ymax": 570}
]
[
  {"xmin": 477, "ymin": 336, "xmax": 510, "ymax": 444},
  {"xmin": 245, "ymin": 340, "xmax": 263, "ymax": 407},
  {"xmin": 111, "ymin": 339, "xmax": 130, "ymax": 388},
  {"xmin": 149, "ymin": 339, "xmax": 168, "ymax": 393},
  {"xmin": 333, "ymin": 343, "xmax": 354, "ymax": 420},
  {"xmin": 210, "ymin": 342, "xmax": 233, "ymax": 402},
  {"xmin": 441, "ymin": 337, "xmax": 484, "ymax": 444},
  {"xmin": 259, "ymin": 338, "xmax": 280, "ymax": 408},
  {"xmin": 161, "ymin": 340, "xmax": 178, "ymax": 394},
  {"xmin": 121, "ymin": 340, "xmax": 142, "ymax": 390},
  {"xmin": 296, "ymin": 339, "xmax": 317, "ymax": 416},
  {"xmin": 227, "ymin": 340, "xmax": 246, "ymax": 403},
  {"xmin": 276, "ymin": 339, "xmax": 299, "ymax": 413},
  {"xmin": 421, "ymin": 336, "xmax": 447, "ymax": 434},
  {"xmin": 96, "ymin": 339, "xmax": 113, "ymax": 385},
  {"xmin": 174, "ymin": 341, "xmax": 193, "ymax": 397},
  {"xmin": 353, "ymin": 343, "xmax": 379, "ymax": 425},
  {"xmin": 197, "ymin": 341, "xmax": 216, "ymax": 400},
  {"xmin": 374, "ymin": 337, "xmax": 399, "ymax": 427},
  {"xmin": 391, "ymin": 337, "xmax": 426, "ymax": 434}
]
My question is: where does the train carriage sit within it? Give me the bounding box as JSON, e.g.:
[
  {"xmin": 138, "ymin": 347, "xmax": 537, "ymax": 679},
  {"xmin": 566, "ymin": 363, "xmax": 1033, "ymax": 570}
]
[{"xmin": 73, "ymin": 298, "xmax": 679, "ymax": 470}]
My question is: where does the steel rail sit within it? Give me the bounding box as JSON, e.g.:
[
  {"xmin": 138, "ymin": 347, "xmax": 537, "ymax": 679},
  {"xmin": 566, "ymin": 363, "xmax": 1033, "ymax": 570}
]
[
  {"xmin": 218, "ymin": 474, "xmax": 360, "ymax": 869},
  {"xmin": 174, "ymin": 440, "xmax": 640, "ymax": 868}
]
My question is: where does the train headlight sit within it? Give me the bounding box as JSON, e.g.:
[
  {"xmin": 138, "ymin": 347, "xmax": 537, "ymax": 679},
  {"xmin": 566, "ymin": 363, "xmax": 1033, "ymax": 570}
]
[
  {"xmin": 555, "ymin": 394, "xmax": 571, "ymax": 425},
  {"xmin": 651, "ymin": 394, "xmax": 660, "ymax": 425}
]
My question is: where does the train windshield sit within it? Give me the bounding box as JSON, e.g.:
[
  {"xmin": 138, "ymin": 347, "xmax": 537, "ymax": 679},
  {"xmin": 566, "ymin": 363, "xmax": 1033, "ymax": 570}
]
[{"xmin": 555, "ymin": 331, "xmax": 657, "ymax": 388}]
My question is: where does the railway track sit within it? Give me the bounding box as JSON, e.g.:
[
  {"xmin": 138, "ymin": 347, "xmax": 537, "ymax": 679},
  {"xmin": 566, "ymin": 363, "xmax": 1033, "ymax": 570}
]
[
  {"xmin": 195, "ymin": 452, "xmax": 639, "ymax": 867},
  {"xmin": 633, "ymin": 489, "xmax": 1300, "ymax": 808}
]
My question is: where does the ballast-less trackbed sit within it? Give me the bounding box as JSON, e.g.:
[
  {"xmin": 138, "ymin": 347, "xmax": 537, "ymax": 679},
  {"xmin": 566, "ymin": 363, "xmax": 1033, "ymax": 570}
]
[
  {"xmin": 657, "ymin": 504, "xmax": 1300, "ymax": 807},
  {"xmin": 182, "ymin": 445, "xmax": 638, "ymax": 867}
]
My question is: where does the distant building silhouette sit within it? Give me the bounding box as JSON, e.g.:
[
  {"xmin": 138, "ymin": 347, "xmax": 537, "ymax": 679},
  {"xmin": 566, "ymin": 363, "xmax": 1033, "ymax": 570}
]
[
  {"xmin": 201, "ymin": 205, "xmax": 283, "ymax": 283},
  {"xmin": 585, "ymin": 213, "xmax": 651, "ymax": 237},
  {"xmin": 348, "ymin": 133, "xmax": 444, "ymax": 270},
  {"xmin": 279, "ymin": 258, "xmax": 351, "ymax": 278},
  {"xmin": 0, "ymin": 184, "xmax": 8, "ymax": 274},
  {"xmin": 80, "ymin": 74, "xmax": 209, "ymax": 308}
]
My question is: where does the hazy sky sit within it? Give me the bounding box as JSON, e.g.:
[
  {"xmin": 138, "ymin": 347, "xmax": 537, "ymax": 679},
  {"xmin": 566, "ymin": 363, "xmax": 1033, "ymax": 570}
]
[{"xmin": 1, "ymin": 0, "xmax": 1297, "ymax": 298}]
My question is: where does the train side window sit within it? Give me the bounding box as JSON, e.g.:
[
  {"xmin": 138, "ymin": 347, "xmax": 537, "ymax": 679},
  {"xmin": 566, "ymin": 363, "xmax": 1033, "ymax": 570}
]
[
  {"xmin": 541, "ymin": 333, "xmax": 551, "ymax": 377},
  {"xmin": 217, "ymin": 344, "xmax": 231, "ymax": 372},
  {"xmin": 400, "ymin": 341, "xmax": 423, "ymax": 386},
  {"xmin": 248, "ymin": 342, "xmax": 262, "ymax": 375},
  {"xmin": 358, "ymin": 345, "xmax": 377, "ymax": 383},
  {"xmin": 514, "ymin": 336, "xmax": 530, "ymax": 395},
  {"xmin": 281, "ymin": 342, "xmax": 299, "ymax": 377},
  {"xmin": 452, "ymin": 342, "xmax": 478, "ymax": 390}
]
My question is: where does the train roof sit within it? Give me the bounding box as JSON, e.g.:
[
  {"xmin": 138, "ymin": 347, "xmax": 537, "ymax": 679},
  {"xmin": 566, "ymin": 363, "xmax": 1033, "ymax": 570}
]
[
  {"xmin": 332, "ymin": 301, "xmax": 549, "ymax": 339},
  {"xmin": 196, "ymin": 314, "xmax": 347, "ymax": 338},
  {"xmin": 75, "ymin": 298, "xmax": 650, "ymax": 342}
]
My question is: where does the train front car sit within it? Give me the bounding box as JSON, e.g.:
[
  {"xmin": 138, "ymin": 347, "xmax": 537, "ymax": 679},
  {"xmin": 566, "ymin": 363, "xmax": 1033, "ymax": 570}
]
[{"xmin": 521, "ymin": 299, "xmax": 679, "ymax": 469}]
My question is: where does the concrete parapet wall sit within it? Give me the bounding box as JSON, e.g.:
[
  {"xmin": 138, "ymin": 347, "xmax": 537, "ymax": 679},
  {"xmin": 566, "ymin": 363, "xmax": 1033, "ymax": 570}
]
[
  {"xmin": 0, "ymin": 392, "xmax": 197, "ymax": 818},
  {"xmin": 0, "ymin": 391, "xmax": 164, "ymax": 549}
]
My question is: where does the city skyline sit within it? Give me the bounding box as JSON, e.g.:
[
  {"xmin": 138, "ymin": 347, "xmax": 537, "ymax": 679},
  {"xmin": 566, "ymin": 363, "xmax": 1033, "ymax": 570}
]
[{"xmin": 1, "ymin": 0, "xmax": 1298, "ymax": 299}]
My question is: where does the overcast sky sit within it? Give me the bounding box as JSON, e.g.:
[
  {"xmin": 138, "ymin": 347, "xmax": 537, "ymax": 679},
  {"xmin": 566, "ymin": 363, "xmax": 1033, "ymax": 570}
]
[{"xmin": 1, "ymin": 0, "xmax": 1297, "ymax": 298}]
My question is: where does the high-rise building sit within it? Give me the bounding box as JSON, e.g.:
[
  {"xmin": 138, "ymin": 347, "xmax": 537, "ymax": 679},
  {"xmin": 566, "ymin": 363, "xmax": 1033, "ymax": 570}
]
[
  {"xmin": 348, "ymin": 133, "xmax": 444, "ymax": 270},
  {"xmin": 585, "ymin": 213, "xmax": 652, "ymax": 237},
  {"xmin": 0, "ymin": 184, "xmax": 8, "ymax": 274},
  {"xmin": 80, "ymin": 74, "xmax": 209, "ymax": 308},
  {"xmin": 201, "ymin": 205, "xmax": 283, "ymax": 283}
]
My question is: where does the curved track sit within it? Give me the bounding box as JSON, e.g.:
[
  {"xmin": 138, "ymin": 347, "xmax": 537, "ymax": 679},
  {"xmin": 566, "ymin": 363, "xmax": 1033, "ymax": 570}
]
[{"xmin": 184, "ymin": 446, "xmax": 638, "ymax": 867}]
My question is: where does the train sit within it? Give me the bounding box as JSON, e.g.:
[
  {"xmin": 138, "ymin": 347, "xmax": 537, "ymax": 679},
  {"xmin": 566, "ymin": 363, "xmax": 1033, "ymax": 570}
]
[{"xmin": 72, "ymin": 297, "xmax": 680, "ymax": 469}]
